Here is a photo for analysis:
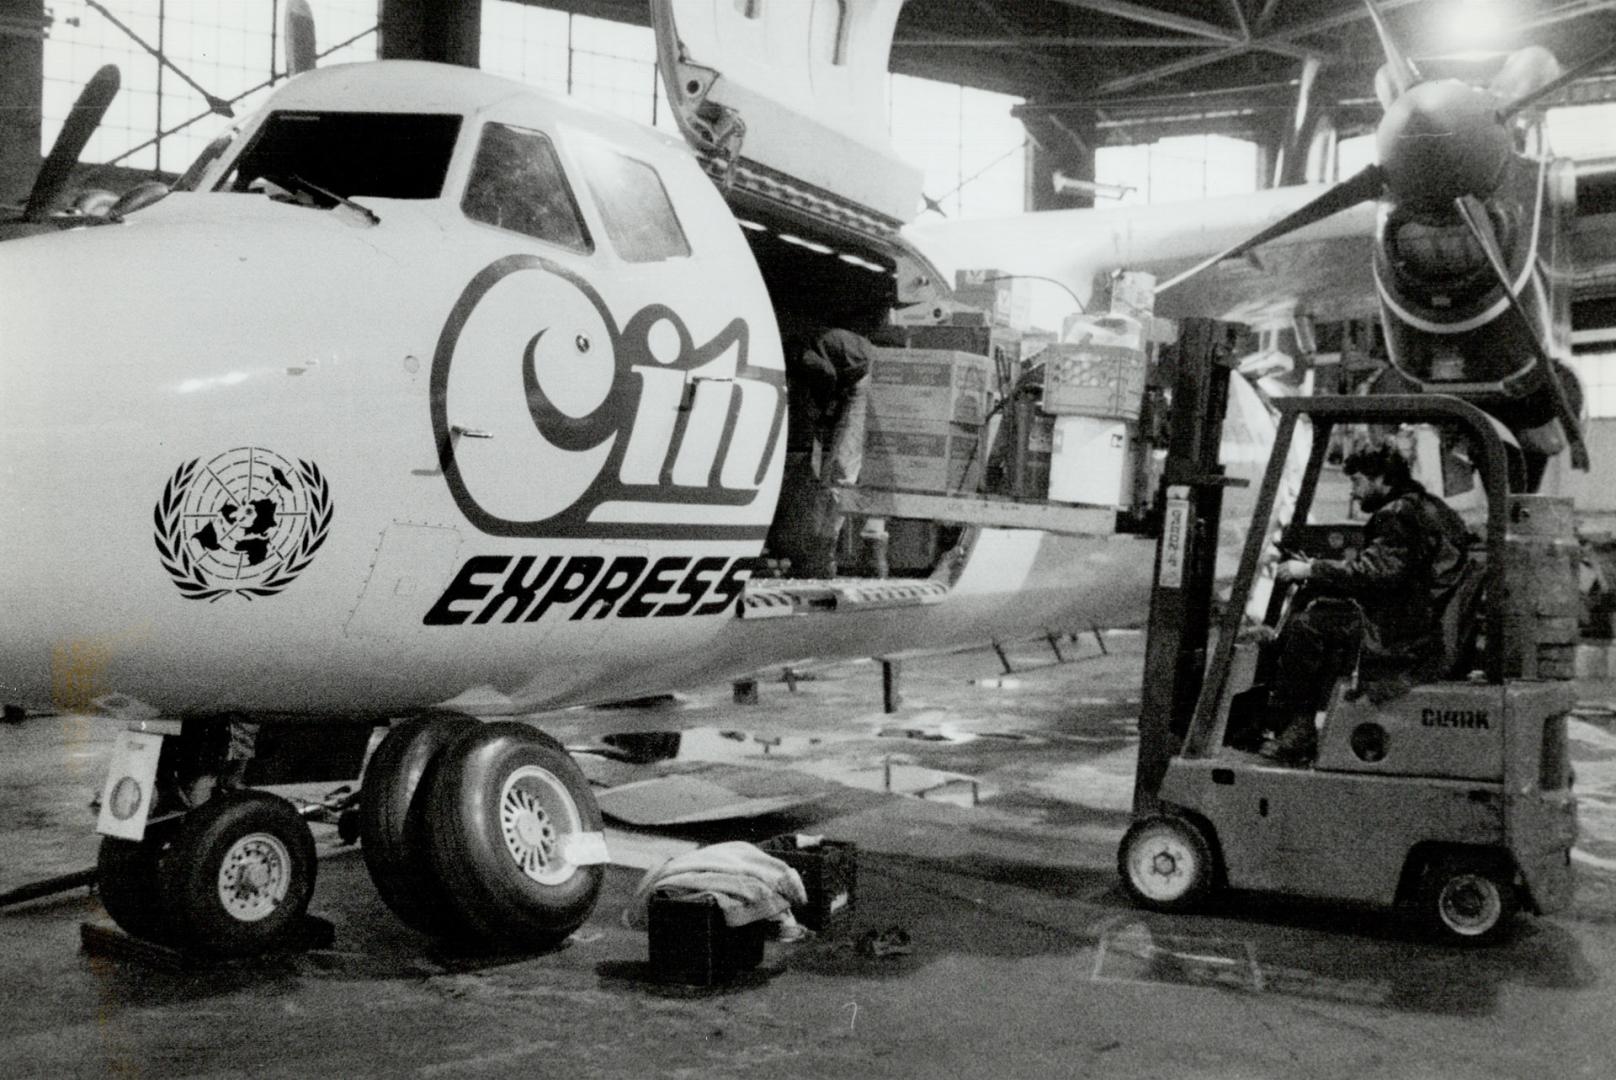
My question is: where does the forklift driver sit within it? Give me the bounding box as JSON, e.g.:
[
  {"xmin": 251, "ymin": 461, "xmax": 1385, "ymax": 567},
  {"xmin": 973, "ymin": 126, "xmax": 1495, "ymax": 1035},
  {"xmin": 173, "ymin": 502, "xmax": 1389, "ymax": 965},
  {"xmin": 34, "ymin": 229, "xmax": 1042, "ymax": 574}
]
[{"xmin": 1268, "ymin": 441, "xmax": 1474, "ymax": 764}]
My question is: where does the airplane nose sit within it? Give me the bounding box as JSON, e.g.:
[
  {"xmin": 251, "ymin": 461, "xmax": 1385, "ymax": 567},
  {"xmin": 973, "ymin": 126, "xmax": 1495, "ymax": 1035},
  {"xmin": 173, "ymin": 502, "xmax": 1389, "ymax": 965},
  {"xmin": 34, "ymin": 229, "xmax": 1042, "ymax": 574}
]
[{"xmin": 1377, "ymin": 79, "xmax": 1511, "ymax": 211}]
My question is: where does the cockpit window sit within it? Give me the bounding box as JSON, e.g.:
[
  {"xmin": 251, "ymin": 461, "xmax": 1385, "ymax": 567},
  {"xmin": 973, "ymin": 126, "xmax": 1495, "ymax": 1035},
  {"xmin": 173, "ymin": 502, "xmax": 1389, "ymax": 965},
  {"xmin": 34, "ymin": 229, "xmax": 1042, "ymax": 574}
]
[
  {"xmin": 461, "ymin": 122, "xmax": 592, "ymax": 252},
  {"xmin": 574, "ymin": 140, "xmax": 691, "ymax": 263},
  {"xmin": 217, "ymin": 111, "xmax": 461, "ymax": 198}
]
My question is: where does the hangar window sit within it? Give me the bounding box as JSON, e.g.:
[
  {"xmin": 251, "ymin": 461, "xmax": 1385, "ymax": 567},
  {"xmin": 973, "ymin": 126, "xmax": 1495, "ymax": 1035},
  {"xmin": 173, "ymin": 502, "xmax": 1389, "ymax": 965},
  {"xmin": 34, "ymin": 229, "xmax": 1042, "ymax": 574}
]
[
  {"xmin": 219, "ymin": 112, "xmax": 461, "ymax": 199},
  {"xmin": 574, "ymin": 141, "xmax": 691, "ymax": 262},
  {"xmin": 462, "ymin": 122, "xmax": 593, "ymax": 252}
]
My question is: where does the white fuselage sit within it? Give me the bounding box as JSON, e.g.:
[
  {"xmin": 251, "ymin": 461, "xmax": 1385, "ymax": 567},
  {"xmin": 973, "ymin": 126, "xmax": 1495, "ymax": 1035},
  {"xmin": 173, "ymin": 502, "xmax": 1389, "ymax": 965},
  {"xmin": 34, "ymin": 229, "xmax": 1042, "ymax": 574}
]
[{"xmin": 0, "ymin": 62, "xmax": 1159, "ymax": 719}]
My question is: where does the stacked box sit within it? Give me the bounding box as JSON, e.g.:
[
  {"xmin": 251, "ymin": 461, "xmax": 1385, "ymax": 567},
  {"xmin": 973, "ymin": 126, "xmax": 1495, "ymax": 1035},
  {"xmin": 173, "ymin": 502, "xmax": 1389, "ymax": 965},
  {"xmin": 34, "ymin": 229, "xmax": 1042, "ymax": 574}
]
[
  {"xmin": 868, "ymin": 348, "xmax": 992, "ymax": 425},
  {"xmin": 1104, "ymin": 270, "xmax": 1156, "ymax": 323},
  {"xmin": 1040, "ymin": 316, "xmax": 1148, "ymax": 420},
  {"xmin": 862, "ymin": 417, "xmax": 982, "ymax": 492},
  {"xmin": 647, "ymin": 891, "xmax": 766, "ymax": 985},
  {"xmin": 954, "ymin": 268, "xmax": 1031, "ymax": 330},
  {"xmin": 760, "ymin": 835, "xmax": 857, "ymax": 932},
  {"xmin": 862, "ymin": 348, "xmax": 990, "ymax": 494}
]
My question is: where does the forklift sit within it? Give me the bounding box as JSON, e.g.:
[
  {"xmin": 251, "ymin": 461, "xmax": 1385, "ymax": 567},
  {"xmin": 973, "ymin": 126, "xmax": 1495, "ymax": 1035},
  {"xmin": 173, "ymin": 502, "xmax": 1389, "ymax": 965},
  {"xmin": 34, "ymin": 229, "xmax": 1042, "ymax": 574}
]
[{"xmin": 1121, "ymin": 387, "xmax": 1579, "ymax": 945}]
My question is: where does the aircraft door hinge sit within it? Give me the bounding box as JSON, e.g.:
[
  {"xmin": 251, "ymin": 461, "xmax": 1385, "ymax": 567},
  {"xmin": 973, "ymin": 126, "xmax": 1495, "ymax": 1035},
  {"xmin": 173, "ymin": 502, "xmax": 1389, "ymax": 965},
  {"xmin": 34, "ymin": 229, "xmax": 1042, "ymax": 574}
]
[{"xmin": 672, "ymin": 57, "xmax": 746, "ymax": 191}]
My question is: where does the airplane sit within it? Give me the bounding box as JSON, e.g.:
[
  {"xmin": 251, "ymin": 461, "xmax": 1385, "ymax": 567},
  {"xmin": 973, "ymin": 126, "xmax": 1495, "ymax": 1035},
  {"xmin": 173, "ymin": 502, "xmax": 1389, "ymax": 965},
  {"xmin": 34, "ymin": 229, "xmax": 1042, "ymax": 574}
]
[
  {"xmin": 912, "ymin": 0, "xmax": 1616, "ymax": 496},
  {"xmin": 0, "ymin": 0, "xmax": 1296, "ymax": 957}
]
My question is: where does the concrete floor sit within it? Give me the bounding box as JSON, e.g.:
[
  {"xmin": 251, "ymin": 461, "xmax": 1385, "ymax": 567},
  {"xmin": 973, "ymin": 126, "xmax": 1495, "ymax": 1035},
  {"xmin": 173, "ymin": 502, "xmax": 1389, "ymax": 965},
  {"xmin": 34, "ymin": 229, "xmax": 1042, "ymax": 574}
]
[{"xmin": 4, "ymin": 632, "xmax": 1616, "ymax": 1079}]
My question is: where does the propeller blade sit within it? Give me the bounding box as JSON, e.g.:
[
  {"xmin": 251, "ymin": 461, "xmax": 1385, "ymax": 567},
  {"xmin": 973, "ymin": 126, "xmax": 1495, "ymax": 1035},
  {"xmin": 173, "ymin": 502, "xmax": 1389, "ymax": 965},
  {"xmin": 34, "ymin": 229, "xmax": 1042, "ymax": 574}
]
[
  {"xmin": 22, "ymin": 65, "xmax": 119, "ymax": 223},
  {"xmin": 1158, "ymin": 165, "xmax": 1384, "ymax": 294},
  {"xmin": 1497, "ymin": 37, "xmax": 1616, "ymax": 121},
  {"xmin": 1364, "ymin": 0, "xmax": 1420, "ymax": 97},
  {"xmin": 1453, "ymin": 194, "xmax": 1589, "ymax": 470},
  {"xmin": 285, "ymin": 0, "xmax": 318, "ymax": 76}
]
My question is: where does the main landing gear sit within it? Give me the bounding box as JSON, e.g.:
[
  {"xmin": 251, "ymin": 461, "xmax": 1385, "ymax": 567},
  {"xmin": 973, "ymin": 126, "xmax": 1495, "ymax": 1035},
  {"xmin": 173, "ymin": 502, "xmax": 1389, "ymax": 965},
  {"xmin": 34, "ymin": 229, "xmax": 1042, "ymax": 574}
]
[
  {"xmin": 361, "ymin": 717, "xmax": 605, "ymax": 950},
  {"xmin": 94, "ymin": 713, "xmax": 607, "ymax": 955}
]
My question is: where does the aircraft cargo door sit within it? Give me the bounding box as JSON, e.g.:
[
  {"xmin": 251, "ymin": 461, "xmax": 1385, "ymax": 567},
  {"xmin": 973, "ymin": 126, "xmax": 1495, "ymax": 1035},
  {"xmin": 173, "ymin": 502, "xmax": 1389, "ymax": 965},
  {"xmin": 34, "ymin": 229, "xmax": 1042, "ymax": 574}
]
[{"xmin": 651, "ymin": 0, "xmax": 923, "ymax": 226}]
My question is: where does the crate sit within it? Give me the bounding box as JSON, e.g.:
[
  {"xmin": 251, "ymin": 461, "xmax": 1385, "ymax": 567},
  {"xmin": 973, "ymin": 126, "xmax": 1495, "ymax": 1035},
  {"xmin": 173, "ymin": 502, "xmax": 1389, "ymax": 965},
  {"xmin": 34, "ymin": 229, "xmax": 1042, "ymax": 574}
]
[
  {"xmin": 646, "ymin": 891, "xmax": 766, "ymax": 985},
  {"xmin": 759, "ymin": 835, "xmax": 857, "ymax": 931},
  {"xmin": 1041, "ymin": 316, "xmax": 1148, "ymax": 420}
]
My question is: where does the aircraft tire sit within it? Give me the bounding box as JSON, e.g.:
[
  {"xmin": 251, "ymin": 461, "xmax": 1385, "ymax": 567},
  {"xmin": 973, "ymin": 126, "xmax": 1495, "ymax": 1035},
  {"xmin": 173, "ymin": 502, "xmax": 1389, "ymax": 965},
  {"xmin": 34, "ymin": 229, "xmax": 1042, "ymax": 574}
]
[
  {"xmin": 358, "ymin": 712, "xmax": 479, "ymax": 936},
  {"xmin": 425, "ymin": 722, "xmax": 605, "ymax": 951},
  {"xmin": 96, "ymin": 823, "xmax": 179, "ymax": 943},
  {"xmin": 1119, "ymin": 813, "xmax": 1216, "ymax": 913},
  {"xmin": 1417, "ymin": 853, "xmax": 1519, "ymax": 946},
  {"xmin": 160, "ymin": 790, "xmax": 317, "ymax": 956}
]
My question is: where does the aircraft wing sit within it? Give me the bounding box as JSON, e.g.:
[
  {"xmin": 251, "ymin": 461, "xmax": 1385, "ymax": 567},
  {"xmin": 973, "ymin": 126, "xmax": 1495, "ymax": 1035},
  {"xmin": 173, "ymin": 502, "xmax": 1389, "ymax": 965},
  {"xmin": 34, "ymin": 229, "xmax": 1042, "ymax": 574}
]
[{"xmin": 905, "ymin": 184, "xmax": 1379, "ymax": 332}]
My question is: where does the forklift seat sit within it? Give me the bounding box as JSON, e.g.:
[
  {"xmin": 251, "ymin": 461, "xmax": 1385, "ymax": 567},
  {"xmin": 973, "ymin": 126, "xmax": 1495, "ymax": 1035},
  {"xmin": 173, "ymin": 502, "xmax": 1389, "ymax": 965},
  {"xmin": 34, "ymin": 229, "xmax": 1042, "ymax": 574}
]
[{"xmin": 1438, "ymin": 549, "xmax": 1489, "ymax": 679}]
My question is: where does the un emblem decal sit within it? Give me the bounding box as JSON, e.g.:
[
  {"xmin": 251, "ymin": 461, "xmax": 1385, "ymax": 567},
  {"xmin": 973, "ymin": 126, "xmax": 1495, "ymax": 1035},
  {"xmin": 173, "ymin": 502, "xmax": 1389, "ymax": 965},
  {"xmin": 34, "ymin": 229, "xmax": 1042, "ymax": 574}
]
[{"xmin": 153, "ymin": 449, "xmax": 333, "ymax": 602}]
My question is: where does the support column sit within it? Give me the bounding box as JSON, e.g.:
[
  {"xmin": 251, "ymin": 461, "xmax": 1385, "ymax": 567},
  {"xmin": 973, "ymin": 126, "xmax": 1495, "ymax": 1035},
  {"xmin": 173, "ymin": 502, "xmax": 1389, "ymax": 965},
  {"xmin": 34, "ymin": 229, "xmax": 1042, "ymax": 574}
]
[
  {"xmin": 378, "ymin": 0, "xmax": 480, "ymax": 67},
  {"xmin": 0, "ymin": 0, "xmax": 46, "ymax": 205}
]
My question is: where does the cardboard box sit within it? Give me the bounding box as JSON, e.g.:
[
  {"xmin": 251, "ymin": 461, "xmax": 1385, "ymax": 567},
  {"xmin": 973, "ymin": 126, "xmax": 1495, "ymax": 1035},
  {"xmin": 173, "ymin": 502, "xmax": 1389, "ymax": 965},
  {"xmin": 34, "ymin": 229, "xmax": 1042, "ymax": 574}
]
[
  {"xmin": 868, "ymin": 348, "xmax": 994, "ymax": 425},
  {"xmin": 1105, "ymin": 270, "xmax": 1156, "ymax": 322},
  {"xmin": 862, "ymin": 415, "xmax": 983, "ymax": 493},
  {"xmin": 1048, "ymin": 416, "xmax": 1132, "ymax": 507},
  {"xmin": 955, "ymin": 268, "xmax": 1032, "ymax": 330}
]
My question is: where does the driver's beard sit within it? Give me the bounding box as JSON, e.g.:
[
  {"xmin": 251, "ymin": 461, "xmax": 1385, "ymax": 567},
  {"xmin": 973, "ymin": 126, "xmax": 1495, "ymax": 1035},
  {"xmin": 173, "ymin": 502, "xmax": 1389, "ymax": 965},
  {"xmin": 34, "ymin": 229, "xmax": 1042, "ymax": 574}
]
[{"xmin": 1357, "ymin": 487, "xmax": 1392, "ymax": 514}]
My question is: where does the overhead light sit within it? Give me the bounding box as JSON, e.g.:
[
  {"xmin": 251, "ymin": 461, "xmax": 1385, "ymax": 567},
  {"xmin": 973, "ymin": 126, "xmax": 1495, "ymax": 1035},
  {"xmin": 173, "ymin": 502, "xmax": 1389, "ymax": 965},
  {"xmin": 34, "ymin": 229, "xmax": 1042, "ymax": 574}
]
[
  {"xmin": 736, "ymin": 218, "xmax": 767, "ymax": 231},
  {"xmin": 777, "ymin": 233, "xmax": 834, "ymax": 255},
  {"xmin": 838, "ymin": 253, "xmax": 886, "ymax": 272},
  {"xmin": 1446, "ymin": 0, "xmax": 1508, "ymax": 49}
]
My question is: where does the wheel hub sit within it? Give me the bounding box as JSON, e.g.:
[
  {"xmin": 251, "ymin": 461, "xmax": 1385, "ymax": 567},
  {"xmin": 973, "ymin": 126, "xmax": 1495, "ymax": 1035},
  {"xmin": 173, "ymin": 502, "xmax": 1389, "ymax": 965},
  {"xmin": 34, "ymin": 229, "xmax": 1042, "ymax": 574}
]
[
  {"xmin": 1151, "ymin": 851, "xmax": 1178, "ymax": 877},
  {"xmin": 217, "ymin": 832, "xmax": 291, "ymax": 922},
  {"xmin": 499, "ymin": 765, "xmax": 581, "ymax": 886},
  {"xmin": 1440, "ymin": 873, "xmax": 1502, "ymax": 933}
]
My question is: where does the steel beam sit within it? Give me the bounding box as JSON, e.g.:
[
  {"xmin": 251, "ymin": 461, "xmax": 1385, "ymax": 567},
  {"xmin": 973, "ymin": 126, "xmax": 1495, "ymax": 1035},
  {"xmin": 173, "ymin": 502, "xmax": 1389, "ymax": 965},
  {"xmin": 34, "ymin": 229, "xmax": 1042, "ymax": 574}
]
[
  {"xmin": 1053, "ymin": 0, "xmax": 1241, "ymax": 42},
  {"xmin": 1096, "ymin": 43, "xmax": 1248, "ymax": 97},
  {"xmin": 893, "ymin": 36, "xmax": 1215, "ymax": 49}
]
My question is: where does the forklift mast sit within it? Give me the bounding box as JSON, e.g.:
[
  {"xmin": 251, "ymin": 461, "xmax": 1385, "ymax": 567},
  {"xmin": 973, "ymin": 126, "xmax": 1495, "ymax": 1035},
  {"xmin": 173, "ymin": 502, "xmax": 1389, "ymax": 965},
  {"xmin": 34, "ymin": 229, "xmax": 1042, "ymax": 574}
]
[{"xmin": 1133, "ymin": 319, "xmax": 1239, "ymax": 813}]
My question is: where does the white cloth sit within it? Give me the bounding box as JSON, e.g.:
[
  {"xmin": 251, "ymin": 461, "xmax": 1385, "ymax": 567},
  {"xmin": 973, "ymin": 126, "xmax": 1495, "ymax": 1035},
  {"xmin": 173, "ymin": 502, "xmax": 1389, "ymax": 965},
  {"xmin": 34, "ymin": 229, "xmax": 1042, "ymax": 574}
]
[{"xmin": 622, "ymin": 841, "xmax": 808, "ymax": 930}]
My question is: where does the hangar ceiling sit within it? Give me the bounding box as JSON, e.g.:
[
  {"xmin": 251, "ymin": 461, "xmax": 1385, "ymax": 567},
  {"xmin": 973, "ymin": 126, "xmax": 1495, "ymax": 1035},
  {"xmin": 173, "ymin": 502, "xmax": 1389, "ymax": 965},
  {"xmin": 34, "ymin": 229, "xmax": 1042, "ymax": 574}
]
[
  {"xmin": 887, "ymin": 0, "xmax": 1616, "ymax": 148},
  {"xmin": 554, "ymin": 0, "xmax": 1616, "ymax": 149},
  {"xmin": 538, "ymin": 0, "xmax": 1616, "ymax": 189}
]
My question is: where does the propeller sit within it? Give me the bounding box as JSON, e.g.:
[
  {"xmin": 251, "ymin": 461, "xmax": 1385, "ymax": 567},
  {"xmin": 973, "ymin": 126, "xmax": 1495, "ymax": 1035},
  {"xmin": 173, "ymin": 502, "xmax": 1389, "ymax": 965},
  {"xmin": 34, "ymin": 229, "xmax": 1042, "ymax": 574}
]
[
  {"xmin": 1364, "ymin": 0, "xmax": 1420, "ymax": 98},
  {"xmin": 1159, "ymin": 2, "xmax": 1603, "ymax": 297},
  {"xmin": 1152, "ymin": 0, "xmax": 1609, "ymax": 480},
  {"xmin": 20, "ymin": 65, "xmax": 119, "ymax": 223},
  {"xmin": 285, "ymin": 0, "xmax": 318, "ymax": 77},
  {"xmin": 1452, "ymin": 193, "xmax": 1589, "ymax": 469},
  {"xmin": 1157, "ymin": 164, "xmax": 1383, "ymax": 293}
]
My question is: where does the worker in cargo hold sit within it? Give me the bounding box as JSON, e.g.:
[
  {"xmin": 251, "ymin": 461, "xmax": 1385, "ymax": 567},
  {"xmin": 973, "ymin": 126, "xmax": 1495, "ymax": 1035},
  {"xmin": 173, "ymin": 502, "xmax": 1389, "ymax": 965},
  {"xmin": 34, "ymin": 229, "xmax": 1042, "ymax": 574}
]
[
  {"xmin": 767, "ymin": 326, "xmax": 875, "ymax": 578},
  {"xmin": 1267, "ymin": 442, "xmax": 1475, "ymax": 764}
]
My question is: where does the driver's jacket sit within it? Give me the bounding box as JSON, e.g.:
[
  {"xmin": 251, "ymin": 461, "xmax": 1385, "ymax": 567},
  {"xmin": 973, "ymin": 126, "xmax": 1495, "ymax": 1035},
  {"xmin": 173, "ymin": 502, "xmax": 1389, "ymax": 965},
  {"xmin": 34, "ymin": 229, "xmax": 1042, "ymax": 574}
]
[{"xmin": 1309, "ymin": 482, "xmax": 1472, "ymax": 682}]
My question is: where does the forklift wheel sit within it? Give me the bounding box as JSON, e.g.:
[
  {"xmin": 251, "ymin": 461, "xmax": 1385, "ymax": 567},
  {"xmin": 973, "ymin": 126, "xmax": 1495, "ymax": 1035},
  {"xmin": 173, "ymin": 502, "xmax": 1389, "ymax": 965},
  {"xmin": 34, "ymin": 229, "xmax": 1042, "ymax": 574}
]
[
  {"xmin": 1119, "ymin": 814, "xmax": 1215, "ymax": 913},
  {"xmin": 1418, "ymin": 855, "xmax": 1518, "ymax": 946}
]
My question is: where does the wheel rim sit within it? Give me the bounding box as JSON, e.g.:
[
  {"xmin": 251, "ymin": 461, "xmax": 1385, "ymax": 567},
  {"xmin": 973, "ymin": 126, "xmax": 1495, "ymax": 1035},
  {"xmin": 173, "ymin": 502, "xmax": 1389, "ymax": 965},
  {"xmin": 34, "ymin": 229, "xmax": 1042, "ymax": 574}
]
[
  {"xmin": 216, "ymin": 831, "xmax": 293, "ymax": 923},
  {"xmin": 499, "ymin": 764, "xmax": 583, "ymax": 886},
  {"xmin": 1128, "ymin": 825, "xmax": 1200, "ymax": 902},
  {"xmin": 1438, "ymin": 873, "xmax": 1503, "ymax": 935}
]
